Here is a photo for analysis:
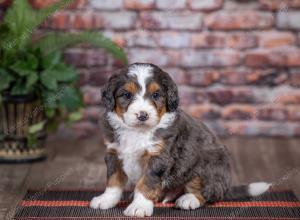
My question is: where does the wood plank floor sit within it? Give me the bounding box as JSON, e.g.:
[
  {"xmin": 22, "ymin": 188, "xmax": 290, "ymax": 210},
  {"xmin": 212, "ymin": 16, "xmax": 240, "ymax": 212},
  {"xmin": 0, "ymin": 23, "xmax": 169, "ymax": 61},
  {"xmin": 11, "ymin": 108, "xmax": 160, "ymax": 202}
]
[{"xmin": 0, "ymin": 135, "xmax": 299, "ymax": 219}]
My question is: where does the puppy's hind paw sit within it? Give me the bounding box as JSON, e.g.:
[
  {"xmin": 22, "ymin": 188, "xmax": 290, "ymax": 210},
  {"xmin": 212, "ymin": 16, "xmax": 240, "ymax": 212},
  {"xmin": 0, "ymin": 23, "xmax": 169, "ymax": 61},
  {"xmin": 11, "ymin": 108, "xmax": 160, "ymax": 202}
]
[{"xmin": 175, "ymin": 193, "xmax": 202, "ymax": 210}]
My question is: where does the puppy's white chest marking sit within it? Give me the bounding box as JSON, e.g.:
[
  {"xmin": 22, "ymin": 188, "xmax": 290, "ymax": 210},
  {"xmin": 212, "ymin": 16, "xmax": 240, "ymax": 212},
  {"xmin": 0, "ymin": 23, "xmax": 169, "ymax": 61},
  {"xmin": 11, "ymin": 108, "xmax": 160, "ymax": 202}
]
[
  {"xmin": 106, "ymin": 112, "xmax": 176, "ymax": 184},
  {"xmin": 112, "ymin": 129, "xmax": 157, "ymax": 184}
]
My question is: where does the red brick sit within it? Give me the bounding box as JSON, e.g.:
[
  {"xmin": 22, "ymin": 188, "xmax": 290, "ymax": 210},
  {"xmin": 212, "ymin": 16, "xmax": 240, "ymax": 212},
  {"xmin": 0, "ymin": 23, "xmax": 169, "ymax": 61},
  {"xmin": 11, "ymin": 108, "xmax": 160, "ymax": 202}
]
[
  {"xmin": 88, "ymin": 68, "xmax": 112, "ymax": 86},
  {"xmin": 47, "ymin": 12, "xmax": 71, "ymax": 29},
  {"xmin": 0, "ymin": 0, "xmax": 11, "ymax": 8},
  {"xmin": 205, "ymin": 11, "xmax": 274, "ymax": 30},
  {"xmin": 244, "ymin": 48, "xmax": 300, "ymax": 67},
  {"xmin": 226, "ymin": 33, "xmax": 257, "ymax": 49},
  {"xmin": 287, "ymin": 105, "xmax": 300, "ymax": 121},
  {"xmin": 286, "ymin": 48, "xmax": 300, "ymax": 66},
  {"xmin": 101, "ymin": 12, "xmax": 137, "ymax": 29},
  {"xmin": 247, "ymin": 69, "xmax": 288, "ymax": 86},
  {"xmin": 259, "ymin": 0, "xmax": 300, "ymax": 10},
  {"xmin": 124, "ymin": 0, "xmax": 155, "ymax": 10},
  {"xmin": 157, "ymin": 0, "xmax": 186, "ymax": 10},
  {"xmin": 258, "ymin": 32, "xmax": 296, "ymax": 48},
  {"xmin": 128, "ymin": 49, "xmax": 180, "ymax": 67},
  {"xmin": 191, "ymin": 33, "xmax": 225, "ymax": 48},
  {"xmin": 222, "ymin": 105, "xmax": 256, "ymax": 120},
  {"xmin": 78, "ymin": 12, "xmax": 136, "ymax": 30},
  {"xmin": 206, "ymin": 87, "xmax": 255, "ymax": 105},
  {"xmin": 82, "ymin": 86, "xmax": 101, "ymax": 105},
  {"xmin": 82, "ymin": 106, "xmax": 103, "ymax": 122},
  {"xmin": 157, "ymin": 32, "xmax": 190, "ymax": 48},
  {"xmin": 163, "ymin": 67, "xmax": 188, "ymax": 85},
  {"xmin": 29, "ymin": 0, "xmax": 57, "ymax": 8},
  {"xmin": 219, "ymin": 69, "xmax": 249, "ymax": 85},
  {"xmin": 125, "ymin": 30, "xmax": 156, "ymax": 47},
  {"xmin": 73, "ymin": 12, "xmax": 96, "ymax": 30},
  {"xmin": 77, "ymin": 69, "xmax": 91, "ymax": 86},
  {"xmin": 30, "ymin": 0, "xmax": 87, "ymax": 9},
  {"xmin": 188, "ymin": 70, "xmax": 219, "ymax": 86},
  {"xmin": 223, "ymin": 1, "xmax": 260, "ymax": 10},
  {"xmin": 90, "ymin": 0, "xmax": 123, "ymax": 10},
  {"xmin": 290, "ymin": 69, "xmax": 300, "ymax": 87},
  {"xmin": 245, "ymin": 47, "xmax": 300, "ymax": 67},
  {"xmin": 185, "ymin": 104, "xmax": 221, "ymax": 119},
  {"xmin": 181, "ymin": 50, "xmax": 240, "ymax": 67},
  {"xmin": 140, "ymin": 12, "xmax": 202, "ymax": 30},
  {"xmin": 218, "ymin": 69, "xmax": 288, "ymax": 86},
  {"xmin": 272, "ymin": 88, "xmax": 300, "ymax": 104},
  {"xmin": 257, "ymin": 105, "xmax": 289, "ymax": 121},
  {"xmin": 64, "ymin": 49, "xmax": 108, "ymax": 67},
  {"xmin": 178, "ymin": 86, "xmax": 199, "ymax": 105},
  {"xmin": 66, "ymin": 0, "xmax": 87, "ymax": 9},
  {"xmin": 188, "ymin": 0, "xmax": 223, "ymax": 11}
]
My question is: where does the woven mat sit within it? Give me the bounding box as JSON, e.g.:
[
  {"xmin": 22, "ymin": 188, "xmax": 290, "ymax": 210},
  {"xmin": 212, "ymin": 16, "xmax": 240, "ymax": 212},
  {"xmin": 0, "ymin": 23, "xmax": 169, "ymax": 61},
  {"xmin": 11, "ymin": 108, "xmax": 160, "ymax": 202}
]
[{"xmin": 14, "ymin": 190, "xmax": 300, "ymax": 219}]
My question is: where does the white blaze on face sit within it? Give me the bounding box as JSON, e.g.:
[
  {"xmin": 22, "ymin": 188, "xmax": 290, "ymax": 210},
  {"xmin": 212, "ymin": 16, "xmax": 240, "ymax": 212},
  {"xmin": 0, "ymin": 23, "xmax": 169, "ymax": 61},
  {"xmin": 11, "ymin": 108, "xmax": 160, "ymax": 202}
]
[{"xmin": 123, "ymin": 64, "xmax": 159, "ymax": 128}]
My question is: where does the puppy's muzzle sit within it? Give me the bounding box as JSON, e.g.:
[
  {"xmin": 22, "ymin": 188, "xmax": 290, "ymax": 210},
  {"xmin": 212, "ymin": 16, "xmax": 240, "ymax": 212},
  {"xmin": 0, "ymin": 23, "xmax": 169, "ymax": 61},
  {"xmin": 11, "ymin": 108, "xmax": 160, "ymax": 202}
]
[{"xmin": 137, "ymin": 111, "xmax": 149, "ymax": 122}]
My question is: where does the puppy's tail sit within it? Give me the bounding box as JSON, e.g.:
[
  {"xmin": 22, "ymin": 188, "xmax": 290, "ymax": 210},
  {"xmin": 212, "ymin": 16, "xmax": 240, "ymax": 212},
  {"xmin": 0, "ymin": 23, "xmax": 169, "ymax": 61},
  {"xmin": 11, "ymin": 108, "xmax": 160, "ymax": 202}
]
[{"xmin": 224, "ymin": 182, "xmax": 271, "ymax": 200}]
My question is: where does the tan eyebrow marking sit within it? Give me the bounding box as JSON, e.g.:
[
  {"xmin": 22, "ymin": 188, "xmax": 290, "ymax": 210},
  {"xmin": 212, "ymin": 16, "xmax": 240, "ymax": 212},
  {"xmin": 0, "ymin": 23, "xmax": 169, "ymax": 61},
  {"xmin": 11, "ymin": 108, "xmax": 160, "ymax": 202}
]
[
  {"xmin": 147, "ymin": 82, "xmax": 161, "ymax": 94},
  {"xmin": 124, "ymin": 82, "xmax": 138, "ymax": 94}
]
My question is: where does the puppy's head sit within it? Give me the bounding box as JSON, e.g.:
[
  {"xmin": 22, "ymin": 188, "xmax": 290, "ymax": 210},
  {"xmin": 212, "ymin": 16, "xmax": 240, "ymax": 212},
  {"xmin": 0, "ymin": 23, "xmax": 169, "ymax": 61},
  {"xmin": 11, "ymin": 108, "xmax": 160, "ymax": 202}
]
[{"xmin": 102, "ymin": 63, "xmax": 179, "ymax": 128}]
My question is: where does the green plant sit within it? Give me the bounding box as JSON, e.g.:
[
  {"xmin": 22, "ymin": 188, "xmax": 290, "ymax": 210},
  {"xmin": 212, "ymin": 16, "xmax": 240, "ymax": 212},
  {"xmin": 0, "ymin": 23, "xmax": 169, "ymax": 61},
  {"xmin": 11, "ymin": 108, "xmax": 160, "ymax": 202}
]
[{"xmin": 0, "ymin": 0, "xmax": 127, "ymax": 144}]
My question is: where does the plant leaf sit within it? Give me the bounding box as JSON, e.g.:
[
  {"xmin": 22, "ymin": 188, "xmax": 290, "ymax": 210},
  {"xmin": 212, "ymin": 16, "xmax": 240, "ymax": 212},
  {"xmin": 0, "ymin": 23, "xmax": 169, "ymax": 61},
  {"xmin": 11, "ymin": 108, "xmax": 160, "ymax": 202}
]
[
  {"xmin": 27, "ymin": 133, "xmax": 37, "ymax": 148},
  {"xmin": 45, "ymin": 108, "xmax": 55, "ymax": 118},
  {"xmin": 0, "ymin": 68, "xmax": 14, "ymax": 91},
  {"xmin": 59, "ymin": 86, "xmax": 83, "ymax": 111},
  {"xmin": 27, "ymin": 53, "xmax": 38, "ymax": 70},
  {"xmin": 35, "ymin": 32, "xmax": 128, "ymax": 64},
  {"xmin": 52, "ymin": 65, "xmax": 78, "ymax": 82},
  {"xmin": 40, "ymin": 70, "xmax": 58, "ymax": 90},
  {"xmin": 68, "ymin": 110, "xmax": 82, "ymax": 122},
  {"xmin": 10, "ymin": 61, "xmax": 36, "ymax": 76},
  {"xmin": 43, "ymin": 90, "xmax": 58, "ymax": 108},
  {"xmin": 3, "ymin": 0, "xmax": 74, "ymax": 52},
  {"xmin": 26, "ymin": 72, "xmax": 38, "ymax": 89},
  {"xmin": 29, "ymin": 121, "xmax": 46, "ymax": 134},
  {"xmin": 42, "ymin": 51, "xmax": 62, "ymax": 69}
]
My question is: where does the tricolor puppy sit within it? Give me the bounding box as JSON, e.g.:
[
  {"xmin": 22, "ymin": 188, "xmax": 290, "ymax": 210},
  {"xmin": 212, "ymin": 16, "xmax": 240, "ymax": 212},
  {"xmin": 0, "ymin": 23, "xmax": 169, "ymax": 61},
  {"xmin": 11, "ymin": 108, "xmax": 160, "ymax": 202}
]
[{"xmin": 90, "ymin": 63, "xmax": 271, "ymax": 217}]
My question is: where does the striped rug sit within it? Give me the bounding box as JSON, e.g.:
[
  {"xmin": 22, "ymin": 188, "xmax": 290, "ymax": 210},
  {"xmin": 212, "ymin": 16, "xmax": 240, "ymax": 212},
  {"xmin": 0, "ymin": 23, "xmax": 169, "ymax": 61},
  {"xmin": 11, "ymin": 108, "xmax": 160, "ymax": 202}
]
[{"xmin": 14, "ymin": 190, "xmax": 300, "ymax": 219}]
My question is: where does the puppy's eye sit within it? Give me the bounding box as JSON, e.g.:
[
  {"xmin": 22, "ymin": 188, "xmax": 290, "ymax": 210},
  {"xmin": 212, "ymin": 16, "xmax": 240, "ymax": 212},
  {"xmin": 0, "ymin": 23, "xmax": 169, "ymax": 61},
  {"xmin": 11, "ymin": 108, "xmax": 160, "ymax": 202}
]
[
  {"xmin": 122, "ymin": 92, "xmax": 132, "ymax": 100},
  {"xmin": 152, "ymin": 92, "xmax": 161, "ymax": 100}
]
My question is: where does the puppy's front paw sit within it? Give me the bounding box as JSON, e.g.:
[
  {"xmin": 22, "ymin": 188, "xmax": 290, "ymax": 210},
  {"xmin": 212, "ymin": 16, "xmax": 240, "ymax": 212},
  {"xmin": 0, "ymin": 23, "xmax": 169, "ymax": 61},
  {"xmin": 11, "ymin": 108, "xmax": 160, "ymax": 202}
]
[
  {"xmin": 175, "ymin": 193, "xmax": 202, "ymax": 210},
  {"xmin": 123, "ymin": 192, "xmax": 154, "ymax": 217},
  {"xmin": 90, "ymin": 187, "xmax": 122, "ymax": 210}
]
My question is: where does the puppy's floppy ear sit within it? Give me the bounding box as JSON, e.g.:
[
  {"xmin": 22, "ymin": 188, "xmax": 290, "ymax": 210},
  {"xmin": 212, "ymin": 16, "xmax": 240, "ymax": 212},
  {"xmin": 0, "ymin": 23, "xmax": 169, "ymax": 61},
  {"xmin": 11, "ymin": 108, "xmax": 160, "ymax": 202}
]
[
  {"xmin": 162, "ymin": 73, "xmax": 179, "ymax": 112},
  {"xmin": 101, "ymin": 74, "xmax": 118, "ymax": 111}
]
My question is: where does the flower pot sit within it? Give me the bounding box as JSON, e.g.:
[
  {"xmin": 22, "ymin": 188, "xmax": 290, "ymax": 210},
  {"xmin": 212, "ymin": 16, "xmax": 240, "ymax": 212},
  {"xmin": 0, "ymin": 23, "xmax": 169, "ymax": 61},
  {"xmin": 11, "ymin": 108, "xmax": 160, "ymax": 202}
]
[{"xmin": 0, "ymin": 94, "xmax": 47, "ymax": 163}]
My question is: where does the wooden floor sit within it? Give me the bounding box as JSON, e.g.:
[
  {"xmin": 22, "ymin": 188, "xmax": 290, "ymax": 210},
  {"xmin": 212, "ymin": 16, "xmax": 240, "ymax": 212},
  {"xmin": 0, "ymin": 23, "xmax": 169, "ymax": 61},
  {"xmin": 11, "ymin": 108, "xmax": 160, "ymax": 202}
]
[{"xmin": 0, "ymin": 135, "xmax": 299, "ymax": 219}]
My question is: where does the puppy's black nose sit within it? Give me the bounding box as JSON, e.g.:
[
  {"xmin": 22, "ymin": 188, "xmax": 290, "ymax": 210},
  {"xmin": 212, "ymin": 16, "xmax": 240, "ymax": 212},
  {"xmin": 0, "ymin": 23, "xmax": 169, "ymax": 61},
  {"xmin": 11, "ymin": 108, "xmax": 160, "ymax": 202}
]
[{"xmin": 137, "ymin": 111, "xmax": 149, "ymax": 122}]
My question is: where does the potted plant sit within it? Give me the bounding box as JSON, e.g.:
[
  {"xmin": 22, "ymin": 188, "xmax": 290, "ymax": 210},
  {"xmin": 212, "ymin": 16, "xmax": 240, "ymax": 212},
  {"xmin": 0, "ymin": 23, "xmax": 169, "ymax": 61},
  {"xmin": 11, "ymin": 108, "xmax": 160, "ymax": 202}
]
[{"xmin": 0, "ymin": 0, "xmax": 127, "ymax": 162}]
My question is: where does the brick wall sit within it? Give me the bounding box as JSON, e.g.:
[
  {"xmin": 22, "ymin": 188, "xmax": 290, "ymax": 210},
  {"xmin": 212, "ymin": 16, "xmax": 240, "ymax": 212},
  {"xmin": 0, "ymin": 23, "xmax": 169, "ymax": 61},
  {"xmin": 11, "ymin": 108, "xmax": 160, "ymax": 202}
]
[{"xmin": 2, "ymin": 0, "xmax": 300, "ymax": 137}]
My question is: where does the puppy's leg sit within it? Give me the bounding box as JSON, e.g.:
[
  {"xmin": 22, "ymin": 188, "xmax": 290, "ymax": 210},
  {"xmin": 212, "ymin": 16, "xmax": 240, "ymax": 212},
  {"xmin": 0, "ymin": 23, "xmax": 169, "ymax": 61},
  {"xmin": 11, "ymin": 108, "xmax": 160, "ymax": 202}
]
[
  {"xmin": 90, "ymin": 149, "xmax": 127, "ymax": 209},
  {"xmin": 124, "ymin": 155, "xmax": 164, "ymax": 217},
  {"xmin": 176, "ymin": 176, "xmax": 206, "ymax": 210},
  {"xmin": 123, "ymin": 175, "xmax": 161, "ymax": 217}
]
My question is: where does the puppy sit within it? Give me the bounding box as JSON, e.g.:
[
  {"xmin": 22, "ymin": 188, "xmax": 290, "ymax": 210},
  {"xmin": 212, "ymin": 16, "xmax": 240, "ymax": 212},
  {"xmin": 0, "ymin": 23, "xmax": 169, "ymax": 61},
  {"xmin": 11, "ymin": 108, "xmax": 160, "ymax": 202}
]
[{"xmin": 90, "ymin": 63, "xmax": 271, "ymax": 217}]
